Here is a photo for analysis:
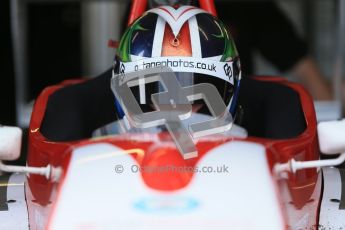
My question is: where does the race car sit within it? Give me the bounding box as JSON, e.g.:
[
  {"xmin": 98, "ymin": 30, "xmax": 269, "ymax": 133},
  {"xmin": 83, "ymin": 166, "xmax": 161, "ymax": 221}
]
[
  {"xmin": 1, "ymin": 69, "xmax": 345, "ymax": 230},
  {"xmin": 1, "ymin": 0, "xmax": 345, "ymax": 229}
]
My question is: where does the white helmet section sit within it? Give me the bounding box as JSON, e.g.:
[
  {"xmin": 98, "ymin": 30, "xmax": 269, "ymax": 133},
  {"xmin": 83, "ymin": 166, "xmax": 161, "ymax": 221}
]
[
  {"xmin": 119, "ymin": 5, "xmax": 235, "ymax": 85},
  {"xmin": 48, "ymin": 142, "xmax": 284, "ymax": 230},
  {"xmin": 147, "ymin": 6, "xmax": 204, "ymax": 58},
  {"xmin": 147, "ymin": 5, "xmax": 206, "ymax": 39},
  {"xmin": 120, "ymin": 56, "xmax": 234, "ymax": 84}
]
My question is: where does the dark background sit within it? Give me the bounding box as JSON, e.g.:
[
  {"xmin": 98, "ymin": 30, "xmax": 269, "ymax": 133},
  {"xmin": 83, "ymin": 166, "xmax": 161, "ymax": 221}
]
[
  {"xmin": 0, "ymin": 0, "xmax": 82, "ymax": 126},
  {"xmin": 1, "ymin": 0, "xmax": 16, "ymax": 126}
]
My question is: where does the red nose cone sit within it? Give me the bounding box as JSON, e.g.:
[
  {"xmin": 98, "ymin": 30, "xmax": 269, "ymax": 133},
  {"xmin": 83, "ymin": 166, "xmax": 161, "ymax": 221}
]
[{"xmin": 141, "ymin": 146, "xmax": 193, "ymax": 191}]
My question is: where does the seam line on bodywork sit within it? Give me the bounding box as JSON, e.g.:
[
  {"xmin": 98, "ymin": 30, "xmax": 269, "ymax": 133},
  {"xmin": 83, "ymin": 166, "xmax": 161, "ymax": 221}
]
[
  {"xmin": 0, "ymin": 174, "xmax": 11, "ymax": 211},
  {"xmin": 339, "ymin": 168, "xmax": 345, "ymax": 210}
]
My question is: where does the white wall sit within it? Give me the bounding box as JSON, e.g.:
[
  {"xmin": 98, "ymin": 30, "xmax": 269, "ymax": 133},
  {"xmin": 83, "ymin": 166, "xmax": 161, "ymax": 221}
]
[{"xmin": 81, "ymin": 1, "xmax": 127, "ymax": 77}]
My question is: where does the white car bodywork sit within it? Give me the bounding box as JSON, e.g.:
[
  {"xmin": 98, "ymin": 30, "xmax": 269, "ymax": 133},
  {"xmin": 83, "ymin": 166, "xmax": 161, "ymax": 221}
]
[{"xmin": 48, "ymin": 141, "xmax": 284, "ymax": 230}]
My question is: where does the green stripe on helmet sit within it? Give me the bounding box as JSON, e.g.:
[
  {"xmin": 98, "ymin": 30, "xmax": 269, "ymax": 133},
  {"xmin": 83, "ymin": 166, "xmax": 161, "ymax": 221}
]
[
  {"xmin": 117, "ymin": 15, "xmax": 148, "ymax": 62},
  {"xmin": 219, "ymin": 19, "xmax": 238, "ymax": 61}
]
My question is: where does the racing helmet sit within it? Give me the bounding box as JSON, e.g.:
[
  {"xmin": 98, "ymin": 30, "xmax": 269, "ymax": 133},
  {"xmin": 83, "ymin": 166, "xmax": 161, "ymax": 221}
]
[{"xmin": 113, "ymin": 5, "xmax": 241, "ymax": 119}]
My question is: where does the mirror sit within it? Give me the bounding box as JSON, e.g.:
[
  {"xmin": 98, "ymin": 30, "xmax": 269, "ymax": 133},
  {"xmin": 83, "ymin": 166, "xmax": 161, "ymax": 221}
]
[
  {"xmin": 0, "ymin": 126, "xmax": 22, "ymax": 161},
  {"xmin": 318, "ymin": 119, "xmax": 345, "ymax": 155}
]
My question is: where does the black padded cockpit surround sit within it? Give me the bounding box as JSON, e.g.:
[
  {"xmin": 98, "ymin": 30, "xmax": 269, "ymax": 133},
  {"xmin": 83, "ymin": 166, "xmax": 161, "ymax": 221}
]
[
  {"xmin": 237, "ymin": 78, "xmax": 306, "ymax": 139},
  {"xmin": 40, "ymin": 69, "xmax": 117, "ymax": 141},
  {"xmin": 40, "ymin": 70, "xmax": 306, "ymax": 142}
]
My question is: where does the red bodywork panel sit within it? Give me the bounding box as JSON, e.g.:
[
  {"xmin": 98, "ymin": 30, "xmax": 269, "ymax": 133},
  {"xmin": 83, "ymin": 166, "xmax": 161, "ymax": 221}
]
[
  {"xmin": 127, "ymin": 0, "xmax": 217, "ymax": 25},
  {"xmin": 26, "ymin": 76, "xmax": 320, "ymax": 229}
]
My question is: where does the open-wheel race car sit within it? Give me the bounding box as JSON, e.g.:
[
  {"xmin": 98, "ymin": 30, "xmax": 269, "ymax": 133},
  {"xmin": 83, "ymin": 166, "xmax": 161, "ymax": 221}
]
[{"xmin": 1, "ymin": 0, "xmax": 345, "ymax": 229}]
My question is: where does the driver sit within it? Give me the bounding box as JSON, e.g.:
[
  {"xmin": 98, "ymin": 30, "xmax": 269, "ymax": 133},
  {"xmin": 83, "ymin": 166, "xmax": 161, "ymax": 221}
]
[{"xmin": 94, "ymin": 5, "xmax": 247, "ymax": 138}]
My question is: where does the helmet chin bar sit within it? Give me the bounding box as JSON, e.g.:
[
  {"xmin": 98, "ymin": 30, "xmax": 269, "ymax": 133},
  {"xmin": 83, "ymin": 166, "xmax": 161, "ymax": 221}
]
[{"xmin": 115, "ymin": 98, "xmax": 236, "ymax": 121}]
